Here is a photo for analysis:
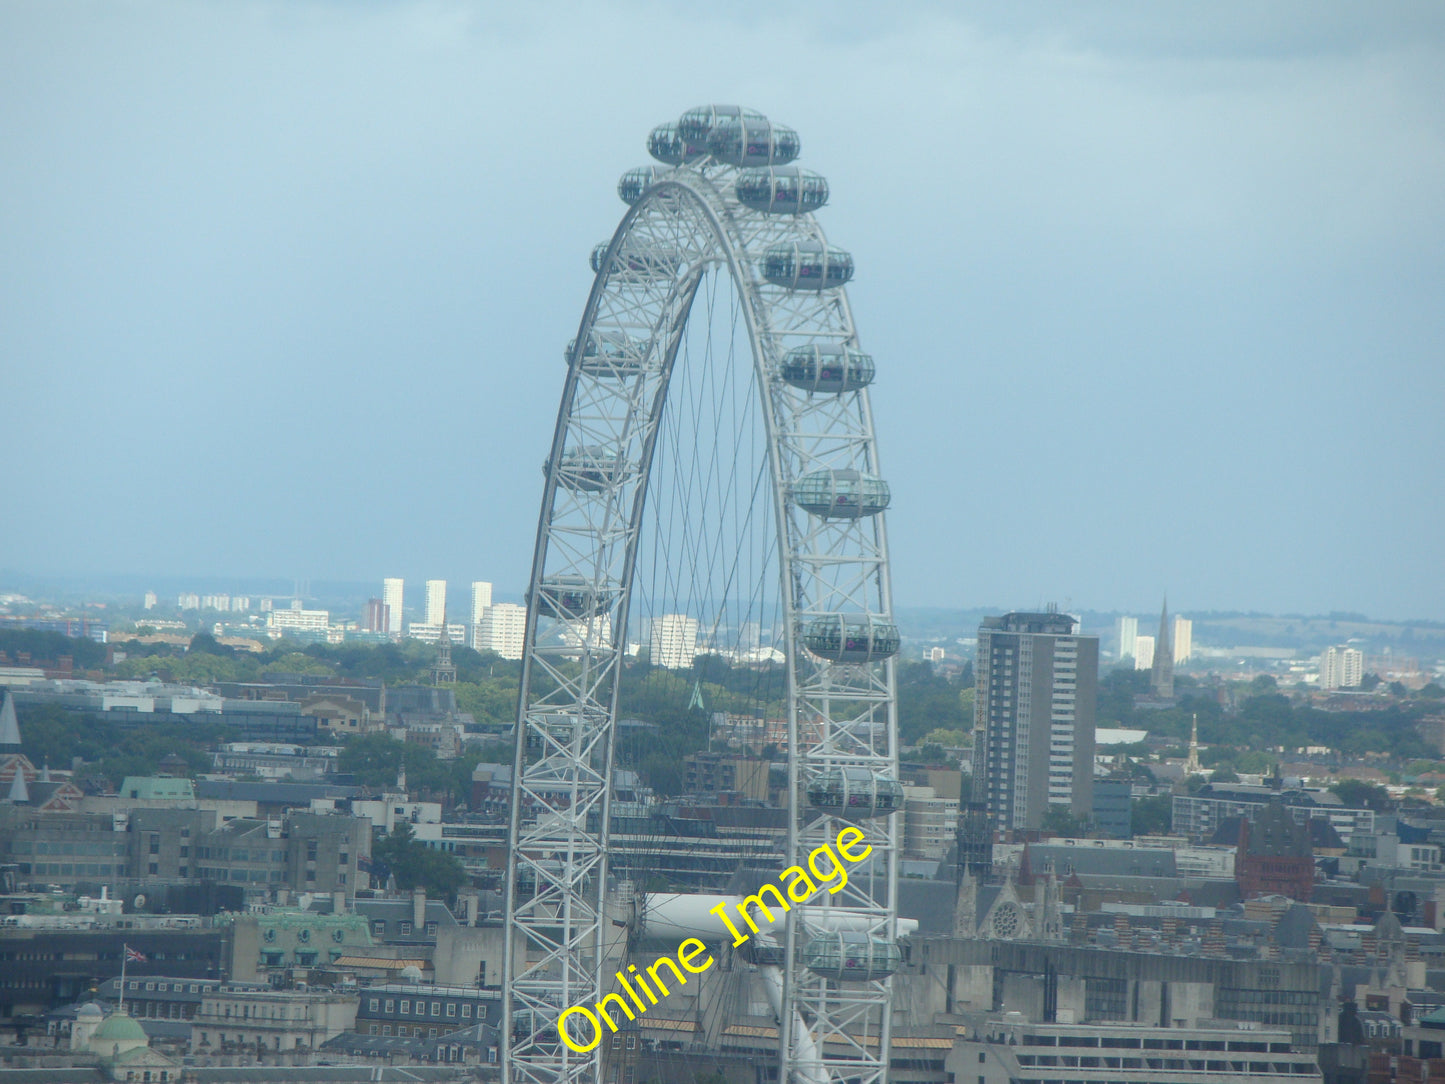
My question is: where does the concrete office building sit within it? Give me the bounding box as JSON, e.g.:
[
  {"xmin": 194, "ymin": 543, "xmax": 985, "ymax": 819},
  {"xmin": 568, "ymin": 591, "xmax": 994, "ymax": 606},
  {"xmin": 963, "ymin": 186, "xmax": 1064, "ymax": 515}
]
[{"xmin": 971, "ymin": 610, "xmax": 1098, "ymax": 834}]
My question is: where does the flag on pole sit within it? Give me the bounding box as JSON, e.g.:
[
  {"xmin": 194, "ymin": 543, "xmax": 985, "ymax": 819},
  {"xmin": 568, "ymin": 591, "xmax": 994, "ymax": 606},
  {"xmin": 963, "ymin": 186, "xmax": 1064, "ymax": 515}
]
[{"xmin": 124, "ymin": 946, "xmax": 147, "ymax": 963}]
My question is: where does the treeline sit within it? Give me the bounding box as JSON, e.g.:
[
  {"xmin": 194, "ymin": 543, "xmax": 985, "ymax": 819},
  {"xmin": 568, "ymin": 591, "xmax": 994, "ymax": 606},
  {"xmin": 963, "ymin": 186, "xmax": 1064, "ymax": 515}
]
[{"xmin": 1097, "ymin": 667, "xmax": 1438, "ymax": 765}]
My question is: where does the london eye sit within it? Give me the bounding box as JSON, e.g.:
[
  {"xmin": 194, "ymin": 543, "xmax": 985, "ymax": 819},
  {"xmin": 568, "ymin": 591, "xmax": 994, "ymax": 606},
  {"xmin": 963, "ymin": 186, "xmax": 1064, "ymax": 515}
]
[{"xmin": 503, "ymin": 105, "xmax": 903, "ymax": 1084}]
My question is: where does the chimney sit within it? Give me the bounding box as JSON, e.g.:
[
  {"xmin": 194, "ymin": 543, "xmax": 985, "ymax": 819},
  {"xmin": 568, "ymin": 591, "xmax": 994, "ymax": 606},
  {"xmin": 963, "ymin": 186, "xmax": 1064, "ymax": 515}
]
[
  {"xmin": 459, "ymin": 889, "xmax": 480, "ymax": 927},
  {"xmin": 412, "ymin": 887, "xmax": 427, "ymax": 931}
]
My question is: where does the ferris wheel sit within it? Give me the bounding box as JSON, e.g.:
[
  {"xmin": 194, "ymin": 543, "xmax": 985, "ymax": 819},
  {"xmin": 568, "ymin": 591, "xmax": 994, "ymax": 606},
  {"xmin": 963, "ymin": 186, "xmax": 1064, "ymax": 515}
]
[{"xmin": 503, "ymin": 105, "xmax": 902, "ymax": 1084}]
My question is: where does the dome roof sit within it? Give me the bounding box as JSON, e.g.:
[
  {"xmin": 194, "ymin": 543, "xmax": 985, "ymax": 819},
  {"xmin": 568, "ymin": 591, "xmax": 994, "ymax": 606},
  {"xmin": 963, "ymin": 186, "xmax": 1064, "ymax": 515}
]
[
  {"xmin": 77, "ymin": 1002, "xmax": 104, "ymax": 1019},
  {"xmin": 93, "ymin": 1012, "xmax": 147, "ymax": 1042}
]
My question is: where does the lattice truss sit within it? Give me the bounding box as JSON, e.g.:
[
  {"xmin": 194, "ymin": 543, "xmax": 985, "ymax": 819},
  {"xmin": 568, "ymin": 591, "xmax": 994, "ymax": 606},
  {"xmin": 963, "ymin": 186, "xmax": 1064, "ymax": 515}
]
[{"xmin": 504, "ymin": 108, "xmax": 901, "ymax": 1084}]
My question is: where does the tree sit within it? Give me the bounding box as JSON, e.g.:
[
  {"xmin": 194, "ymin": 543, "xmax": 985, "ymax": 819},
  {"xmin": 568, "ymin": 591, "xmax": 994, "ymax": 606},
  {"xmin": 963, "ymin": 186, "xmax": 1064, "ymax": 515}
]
[
  {"xmin": 371, "ymin": 821, "xmax": 467, "ymax": 898},
  {"xmin": 1131, "ymin": 793, "xmax": 1173, "ymax": 836},
  {"xmin": 1041, "ymin": 806, "xmax": 1088, "ymax": 838},
  {"xmin": 1329, "ymin": 778, "xmax": 1391, "ymax": 812}
]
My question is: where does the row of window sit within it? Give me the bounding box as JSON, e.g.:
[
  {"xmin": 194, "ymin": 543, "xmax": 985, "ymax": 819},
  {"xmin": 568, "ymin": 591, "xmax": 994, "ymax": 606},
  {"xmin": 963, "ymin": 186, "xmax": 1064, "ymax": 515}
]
[
  {"xmin": 9, "ymin": 840, "xmax": 126, "ymax": 856},
  {"xmin": 367, "ymin": 997, "xmax": 473, "ymax": 1019},
  {"xmin": 1015, "ymin": 1055, "xmax": 1314, "ymax": 1074}
]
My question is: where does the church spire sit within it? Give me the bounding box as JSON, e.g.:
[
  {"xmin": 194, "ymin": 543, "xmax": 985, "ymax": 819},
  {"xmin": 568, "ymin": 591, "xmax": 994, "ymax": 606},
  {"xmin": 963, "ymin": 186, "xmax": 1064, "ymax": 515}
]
[
  {"xmin": 1150, "ymin": 596, "xmax": 1174, "ymax": 699},
  {"xmin": 0, "ymin": 689, "xmax": 21, "ymax": 751},
  {"xmin": 430, "ymin": 607, "xmax": 457, "ymax": 686},
  {"xmin": 1184, "ymin": 713, "xmax": 1202, "ymax": 776}
]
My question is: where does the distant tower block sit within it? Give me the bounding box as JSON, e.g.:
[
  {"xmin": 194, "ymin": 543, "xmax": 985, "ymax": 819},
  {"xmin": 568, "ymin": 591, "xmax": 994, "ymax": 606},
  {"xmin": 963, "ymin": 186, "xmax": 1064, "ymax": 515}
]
[
  {"xmin": 470, "ymin": 581, "xmax": 493, "ymax": 626},
  {"xmin": 383, "ymin": 578, "xmax": 404, "ymax": 635},
  {"xmin": 425, "ymin": 580, "xmax": 447, "ymax": 628},
  {"xmin": 1150, "ymin": 598, "xmax": 1174, "ymax": 699}
]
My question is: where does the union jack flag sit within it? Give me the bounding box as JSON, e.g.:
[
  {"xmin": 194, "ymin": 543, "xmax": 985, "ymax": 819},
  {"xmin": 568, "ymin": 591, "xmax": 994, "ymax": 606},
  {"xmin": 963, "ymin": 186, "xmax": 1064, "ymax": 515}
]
[{"xmin": 124, "ymin": 946, "xmax": 146, "ymax": 963}]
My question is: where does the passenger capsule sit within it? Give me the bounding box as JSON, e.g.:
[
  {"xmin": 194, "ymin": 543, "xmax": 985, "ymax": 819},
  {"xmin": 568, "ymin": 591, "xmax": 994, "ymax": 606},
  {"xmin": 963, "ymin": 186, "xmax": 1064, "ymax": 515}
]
[
  {"xmin": 533, "ymin": 576, "xmax": 616, "ymax": 622},
  {"xmin": 803, "ymin": 932, "xmax": 902, "ymax": 982},
  {"xmin": 736, "ymin": 167, "xmax": 829, "ymax": 215},
  {"xmin": 566, "ymin": 332, "xmax": 655, "ymax": 378},
  {"xmin": 677, "ymin": 104, "xmax": 767, "ymax": 147},
  {"xmin": 618, "ymin": 165, "xmax": 671, "ymax": 206},
  {"xmin": 802, "ymin": 615, "xmax": 900, "ymax": 664},
  {"xmin": 794, "ymin": 469, "xmax": 890, "ymax": 519},
  {"xmin": 780, "ymin": 345, "xmax": 875, "ymax": 394},
  {"xmin": 708, "ymin": 117, "xmax": 800, "ymax": 168},
  {"xmin": 648, "ymin": 122, "xmax": 708, "ymax": 166},
  {"xmin": 806, "ymin": 767, "xmax": 904, "ymax": 819},
  {"xmin": 549, "ymin": 446, "xmax": 631, "ymax": 493},
  {"xmin": 762, "ymin": 242, "xmax": 853, "ymax": 291},
  {"xmin": 591, "ymin": 241, "xmax": 682, "ymax": 280}
]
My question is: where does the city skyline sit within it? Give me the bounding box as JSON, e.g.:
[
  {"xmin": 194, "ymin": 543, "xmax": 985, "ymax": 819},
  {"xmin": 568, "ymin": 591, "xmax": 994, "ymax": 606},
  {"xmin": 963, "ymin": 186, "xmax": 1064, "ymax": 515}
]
[{"xmin": 3, "ymin": 3, "xmax": 1442, "ymax": 623}]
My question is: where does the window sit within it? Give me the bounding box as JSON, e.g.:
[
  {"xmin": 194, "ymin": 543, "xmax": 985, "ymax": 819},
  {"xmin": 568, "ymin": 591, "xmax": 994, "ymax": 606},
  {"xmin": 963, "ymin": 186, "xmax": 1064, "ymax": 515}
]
[
  {"xmin": 626, "ymin": 1035, "xmax": 636, "ymax": 1050},
  {"xmin": 400, "ymin": 922, "xmax": 413, "ymax": 935},
  {"xmin": 385, "ymin": 1000, "xmax": 395, "ymax": 1013},
  {"xmin": 368, "ymin": 999, "xmax": 379, "ymax": 1012},
  {"xmin": 372, "ymin": 921, "xmax": 386, "ymax": 936},
  {"xmin": 446, "ymin": 1003, "xmax": 457, "ymax": 1017},
  {"xmin": 430, "ymin": 1002, "xmax": 440, "ymax": 1016},
  {"xmin": 462, "ymin": 1004, "xmax": 472, "ymax": 1018},
  {"xmin": 400, "ymin": 1001, "xmax": 410, "ymax": 1015}
]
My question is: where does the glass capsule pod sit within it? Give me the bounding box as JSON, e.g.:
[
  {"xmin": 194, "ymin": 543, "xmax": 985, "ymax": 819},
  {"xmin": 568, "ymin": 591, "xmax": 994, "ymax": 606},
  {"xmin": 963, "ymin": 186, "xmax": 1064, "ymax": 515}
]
[
  {"xmin": 793, "ymin": 469, "xmax": 890, "ymax": 519},
  {"xmin": 780, "ymin": 345, "xmax": 875, "ymax": 394},
  {"xmin": 566, "ymin": 332, "xmax": 654, "ymax": 378},
  {"xmin": 533, "ymin": 576, "xmax": 616, "ymax": 621},
  {"xmin": 618, "ymin": 165, "xmax": 671, "ymax": 206},
  {"xmin": 590, "ymin": 241, "xmax": 681, "ymax": 280},
  {"xmin": 677, "ymin": 104, "xmax": 768, "ymax": 146},
  {"xmin": 806, "ymin": 767, "xmax": 904, "ymax": 818},
  {"xmin": 648, "ymin": 121, "xmax": 709, "ymax": 166},
  {"xmin": 708, "ymin": 117, "xmax": 800, "ymax": 168},
  {"xmin": 762, "ymin": 241, "xmax": 853, "ymax": 291},
  {"xmin": 802, "ymin": 614, "xmax": 901, "ymax": 663},
  {"xmin": 736, "ymin": 167, "xmax": 829, "ymax": 215},
  {"xmin": 549, "ymin": 446, "xmax": 630, "ymax": 493},
  {"xmin": 803, "ymin": 931, "xmax": 902, "ymax": 982}
]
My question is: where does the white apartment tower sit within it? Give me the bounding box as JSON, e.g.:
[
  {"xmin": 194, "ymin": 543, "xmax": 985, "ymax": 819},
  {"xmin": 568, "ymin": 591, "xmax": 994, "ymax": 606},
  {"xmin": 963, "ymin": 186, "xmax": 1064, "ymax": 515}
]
[
  {"xmin": 1116, "ymin": 615, "xmax": 1138, "ymax": 661},
  {"xmin": 382, "ymin": 578, "xmax": 404, "ymax": 635},
  {"xmin": 1133, "ymin": 635, "xmax": 1155, "ymax": 670},
  {"xmin": 971, "ymin": 611, "xmax": 1098, "ymax": 834},
  {"xmin": 648, "ymin": 614, "xmax": 700, "ymax": 669},
  {"xmin": 1173, "ymin": 615, "xmax": 1193, "ymax": 664},
  {"xmin": 424, "ymin": 580, "xmax": 447, "ymax": 627},
  {"xmin": 470, "ymin": 581, "xmax": 493, "ymax": 626},
  {"xmin": 1320, "ymin": 645, "xmax": 1364, "ymax": 690},
  {"xmin": 475, "ymin": 603, "xmax": 528, "ymax": 661}
]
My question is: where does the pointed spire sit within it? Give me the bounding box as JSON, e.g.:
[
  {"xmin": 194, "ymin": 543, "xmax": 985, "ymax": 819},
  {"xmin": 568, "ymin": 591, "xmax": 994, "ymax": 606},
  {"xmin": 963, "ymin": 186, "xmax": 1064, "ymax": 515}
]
[
  {"xmin": 0, "ymin": 689, "xmax": 20, "ymax": 750},
  {"xmin": 688, "ymin": 680, "xmax": 705, "ymax": 712},
  {"xmin": 1184, "ymin": 713, "xmax": 1202, "ymax": 775},
  {"xmin": 6, "ymin": 768, "xmax": 29, "ymax": 804},
  {"xmin": 1150, "ymin": 596, "xmax": 1174, "ymax": 699},
  {"xmin": 430, "ymin": 606, "xmax": 456, "ymax": 686}
]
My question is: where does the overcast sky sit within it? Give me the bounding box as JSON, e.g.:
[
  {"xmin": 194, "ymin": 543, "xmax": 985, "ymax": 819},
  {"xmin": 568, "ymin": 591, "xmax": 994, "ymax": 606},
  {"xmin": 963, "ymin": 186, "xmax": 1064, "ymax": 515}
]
[{"xmin": 3, "ymin": 2, "xmax": 1442, "ymax": 620}]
